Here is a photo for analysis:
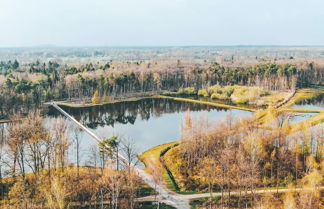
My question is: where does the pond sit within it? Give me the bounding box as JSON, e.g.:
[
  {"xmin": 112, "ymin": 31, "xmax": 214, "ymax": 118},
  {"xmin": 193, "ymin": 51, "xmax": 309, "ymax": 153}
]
[
  {"xmin": 288, "ymin": 112, "xmax": 318, "ymax": 124},
  {"xmin": 293, "ymin": 93, "xmax": 324, "ymax": 110},
  {"xmin": 46, "ymin": 98, "xmax": 253, "ymax": 165}
]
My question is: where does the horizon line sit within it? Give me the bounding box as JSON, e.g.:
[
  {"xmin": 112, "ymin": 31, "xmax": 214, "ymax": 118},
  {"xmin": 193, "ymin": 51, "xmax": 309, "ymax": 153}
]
[{"xmin": 1, "ymin": 44, "xmax": 324, "ymax": 49}]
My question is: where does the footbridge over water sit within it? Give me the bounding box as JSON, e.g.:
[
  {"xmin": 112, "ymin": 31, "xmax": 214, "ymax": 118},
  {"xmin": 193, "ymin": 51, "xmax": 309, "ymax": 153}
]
[{"xmin": 48, "ymin": 102, "xmax": 190, "ymax": 209}]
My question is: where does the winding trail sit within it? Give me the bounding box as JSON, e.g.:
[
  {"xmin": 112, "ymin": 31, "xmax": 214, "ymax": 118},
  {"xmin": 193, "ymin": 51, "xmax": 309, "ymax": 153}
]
[{"xmin": 49, "ymin": 102, "xmax": 190, "ymax": 209}]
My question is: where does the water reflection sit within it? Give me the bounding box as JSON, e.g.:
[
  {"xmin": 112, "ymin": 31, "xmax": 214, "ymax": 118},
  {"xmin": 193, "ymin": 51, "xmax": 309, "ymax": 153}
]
[
  {"xmin": 46, "ymin": 98, "xmax": 252, "ymax": 154},
  {"xmin": 47, "ymin": 98, "xmax": 232, "ymax": 129},
  {"xmin": 293, "ymin": 93, "xmax": 324, "ymax": 110}
]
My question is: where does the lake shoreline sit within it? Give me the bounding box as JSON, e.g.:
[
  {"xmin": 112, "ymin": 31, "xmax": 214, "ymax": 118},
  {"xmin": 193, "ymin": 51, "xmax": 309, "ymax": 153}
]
[{"xmin": 2, "ymin": 88, "xmax": 322, "ymax": 124}]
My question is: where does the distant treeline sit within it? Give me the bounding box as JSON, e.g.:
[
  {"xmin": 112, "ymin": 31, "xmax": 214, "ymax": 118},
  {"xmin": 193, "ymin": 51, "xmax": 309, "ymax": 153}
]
[{"xmin": 0, "ymin": 60, "xmax": 323, "ymax": 119}]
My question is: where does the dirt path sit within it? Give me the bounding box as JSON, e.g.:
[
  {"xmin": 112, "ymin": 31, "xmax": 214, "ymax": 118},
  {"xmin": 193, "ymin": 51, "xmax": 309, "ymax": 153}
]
[
  {"xmin": 275, "ymin": 90, "xmax": 296, "ymax": 108},
  {"xmin": 136, "ymin": 168, "xmax": 191, "ymax": 209}
]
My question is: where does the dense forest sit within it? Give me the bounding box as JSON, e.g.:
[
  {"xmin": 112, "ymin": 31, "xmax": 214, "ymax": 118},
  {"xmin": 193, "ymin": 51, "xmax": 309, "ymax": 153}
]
[{"xmin": 1, "ymin": 59, "xmax": 323, "ymax": 119}]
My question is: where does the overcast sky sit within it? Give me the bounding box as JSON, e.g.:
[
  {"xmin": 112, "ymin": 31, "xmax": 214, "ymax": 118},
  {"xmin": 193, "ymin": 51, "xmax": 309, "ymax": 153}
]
[{"xmin": 0, "ymin": 0, "xmax": 324, "ymax": 47}]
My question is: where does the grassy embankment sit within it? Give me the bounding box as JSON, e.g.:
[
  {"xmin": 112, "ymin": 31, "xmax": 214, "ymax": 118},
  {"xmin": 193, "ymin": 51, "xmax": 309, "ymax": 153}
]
[{"xmin": 138, "ymin": 141, "xmax": 183, "ymax": 193}]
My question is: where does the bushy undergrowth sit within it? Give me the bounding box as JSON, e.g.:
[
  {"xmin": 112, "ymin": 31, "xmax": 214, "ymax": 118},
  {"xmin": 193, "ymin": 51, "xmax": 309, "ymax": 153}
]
[
  {"xmin": 177, "ymin": 87, "xmax": 197, "ymax": 95},
  {"xmin": 198, "ymin": 85, "xmax": 281, "ymax": 105}
]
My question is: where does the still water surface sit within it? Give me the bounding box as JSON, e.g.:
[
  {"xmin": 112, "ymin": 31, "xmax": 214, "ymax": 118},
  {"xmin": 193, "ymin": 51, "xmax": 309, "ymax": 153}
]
[
  {"xmin": 293, "ymin": 93, "xmax": 324, "ymax": 110},
  {"xmin": 288, "ymin": 93, "xmax": 324, "ymax": 124},
  {"xmin": 47, "ymin": 98, "xmax": 252, "ymax": 164}
]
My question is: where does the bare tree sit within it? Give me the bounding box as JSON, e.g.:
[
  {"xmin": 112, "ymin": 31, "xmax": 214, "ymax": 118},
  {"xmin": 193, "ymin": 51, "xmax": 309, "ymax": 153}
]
[
  {"xmin": 51, "ymin": 117, "xmax": 69, "ymax": 171},
  {"xmin": 121, "ymin": 138, "xmax": 139, "ymax": 209},
  {"xmin": 148, "ymin": 158, "xmax": 163, "ymax": 209},
  {"xmin": 73, "ymin": 127, "xmax": 82, "ymax": 180}
]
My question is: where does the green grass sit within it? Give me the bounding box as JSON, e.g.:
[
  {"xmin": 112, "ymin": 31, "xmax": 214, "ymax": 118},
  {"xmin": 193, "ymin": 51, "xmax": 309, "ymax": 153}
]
[
  {"xmin": 163, "ymin": 166, "xmax": 180, "ymax": 192},
  {"xmin": 137, "ymin": 183, "xmax": 157, "ymax": 197},
  {"xmin": 138, "ymin": 141, "xmax": 201, "ymax": 194},
  {"xmin": 190, "ymin": 196, "xmax": 222, "ymax": 209},
  {"xmin": 138, "ymin": 141, "xmax": 180, "ymax": 191},
  {"xmin": 138, "ymin": 141, "xmax": 179, "ymax": 171}
]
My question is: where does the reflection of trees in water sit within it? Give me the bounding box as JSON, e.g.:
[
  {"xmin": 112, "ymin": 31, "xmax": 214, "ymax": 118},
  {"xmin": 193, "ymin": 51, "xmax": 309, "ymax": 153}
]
[
  {"xmin": 296, "ymin": 93, "xmax": 324, "ymax": 107},
  {"xmin": 48, "ymin": 98, "xmax": 226, "ymax": 129}
]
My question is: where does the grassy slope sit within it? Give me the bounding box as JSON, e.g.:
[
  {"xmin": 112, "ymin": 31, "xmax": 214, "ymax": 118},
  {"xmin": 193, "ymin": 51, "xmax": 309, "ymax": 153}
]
[
  {"xmin": 162, "ymin": 146, "xmax": 185, "ymax": 192},
  {"xmin": 138, "ymin": 141, "xmax": 180, "ymax": 192}
]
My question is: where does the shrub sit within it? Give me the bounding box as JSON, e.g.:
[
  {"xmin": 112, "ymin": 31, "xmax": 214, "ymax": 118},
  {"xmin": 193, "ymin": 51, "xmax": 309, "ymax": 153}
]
[
  {"xmin": 208, "ymin": 85, "xmax": 221, "ymax": 94},
  {"xmin": 199, "ymin": 85, "xmax": 271, "ymax": 105},
  {"xmin": 198, "ymin": 89, "xmax": 209, "ymax": 97},
  {"xmin": 211, "ymin": 93, "xmax": 228, "ymax": 100},
  {"xmin": 177, "ymin": 87, "xmax": 196, "ymax": 95},
  {"xmin": 234, "ymin": 98, "xmax": 248, "ymax": 104},
  {"xmin": 91, "ymin": 90, "xmax": 100, "ymax": 104},
  {"xmin": 226, "ymin": 88, "xmax": 234, "ymax": 97}
]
